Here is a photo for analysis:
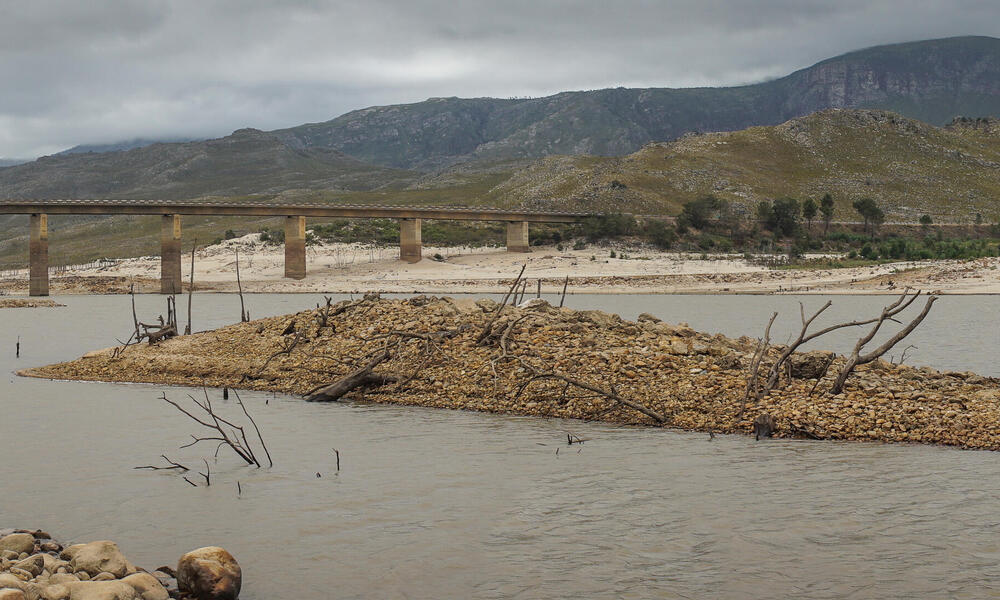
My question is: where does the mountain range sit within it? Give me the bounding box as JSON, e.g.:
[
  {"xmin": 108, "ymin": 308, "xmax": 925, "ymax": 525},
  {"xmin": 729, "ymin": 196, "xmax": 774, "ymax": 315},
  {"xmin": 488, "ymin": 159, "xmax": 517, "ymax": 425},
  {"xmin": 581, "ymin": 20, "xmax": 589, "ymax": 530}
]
[{"xmin": 1, "ymin": 35, "xmax": 1000, "ymax": 264}]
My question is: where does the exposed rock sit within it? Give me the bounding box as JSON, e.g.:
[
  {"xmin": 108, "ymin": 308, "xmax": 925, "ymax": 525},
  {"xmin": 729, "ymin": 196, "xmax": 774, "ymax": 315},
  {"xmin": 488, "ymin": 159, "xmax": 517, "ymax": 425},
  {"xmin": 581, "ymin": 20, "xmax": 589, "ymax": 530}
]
[
  {"xmin": 64, "ymin": 542, "xmax": 129, "ymax": 578},
  {"xmin": 63, "ymin": 581, "xmax": 137, "ymax": 600},
  {"xmin": 715, "ymin": 353, "xmax": 742, "ymax": 370},
  {"xmin": 637, "ymin": 313, "xmax": 661, "ymax": 323},
  {"xmin": 177, "ymin": 547, "xmax": 241, "ymax": 600},
  {"xmin": 120, "ymin": 573, "xmax": 169, "ymax": 600},
  {"xmin": 0, "ymin": 537, "xmax": 34, "ymax": 557},
  {"xmin": 10, "ymin": 557, "xmax": 42, "ymax": 578},
  {"xmin": 790, "ymin": 351, "xmax": 835, "ymax": 379},
  {"xmin": 0, "ymin": 589, "xmax": 25, "ymax": 600}
]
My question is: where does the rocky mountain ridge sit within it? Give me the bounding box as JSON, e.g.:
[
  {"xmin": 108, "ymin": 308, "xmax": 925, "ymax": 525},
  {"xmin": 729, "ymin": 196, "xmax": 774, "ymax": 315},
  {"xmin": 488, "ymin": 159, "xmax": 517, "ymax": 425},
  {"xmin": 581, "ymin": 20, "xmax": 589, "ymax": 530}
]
[
  {"xmin": 485, "ymin": 109, "xmax": 1000, "ymax": 220},
  {"xmin": 274, "ymin": 36, "xmax": 1000, "ymax": 169}
]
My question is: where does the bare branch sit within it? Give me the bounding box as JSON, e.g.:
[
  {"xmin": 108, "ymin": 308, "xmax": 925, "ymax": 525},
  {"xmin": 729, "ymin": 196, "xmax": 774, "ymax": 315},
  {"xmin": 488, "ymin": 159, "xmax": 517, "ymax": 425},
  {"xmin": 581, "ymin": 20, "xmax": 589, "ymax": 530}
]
[{"xmin": 831, "ymin": 293, "xmax": 937, "ymax": 394}]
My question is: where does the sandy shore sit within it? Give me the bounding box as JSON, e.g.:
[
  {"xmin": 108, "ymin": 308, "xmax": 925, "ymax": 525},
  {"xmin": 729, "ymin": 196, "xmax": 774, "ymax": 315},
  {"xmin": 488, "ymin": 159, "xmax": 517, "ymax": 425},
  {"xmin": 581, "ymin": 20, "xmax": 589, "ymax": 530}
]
[{"xmin": 1, "ymin": 233, "xmax": 999, "ymax": 295}]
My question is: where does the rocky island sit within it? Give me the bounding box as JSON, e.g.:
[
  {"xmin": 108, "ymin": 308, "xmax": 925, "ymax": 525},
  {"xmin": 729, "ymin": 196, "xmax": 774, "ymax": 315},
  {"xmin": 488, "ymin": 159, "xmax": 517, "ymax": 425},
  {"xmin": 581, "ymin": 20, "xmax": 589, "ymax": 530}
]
[{"xmin": 22, "ymin": 294, "xmax": 1000, "ymax": 451}]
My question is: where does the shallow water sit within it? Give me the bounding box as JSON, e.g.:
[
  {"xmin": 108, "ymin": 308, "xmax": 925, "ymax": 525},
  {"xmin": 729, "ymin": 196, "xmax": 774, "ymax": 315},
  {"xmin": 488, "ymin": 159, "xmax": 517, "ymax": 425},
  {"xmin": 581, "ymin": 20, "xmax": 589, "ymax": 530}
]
[{"xmin": 2, "ymin": 293, "xmax": 999, "ymax": 599}]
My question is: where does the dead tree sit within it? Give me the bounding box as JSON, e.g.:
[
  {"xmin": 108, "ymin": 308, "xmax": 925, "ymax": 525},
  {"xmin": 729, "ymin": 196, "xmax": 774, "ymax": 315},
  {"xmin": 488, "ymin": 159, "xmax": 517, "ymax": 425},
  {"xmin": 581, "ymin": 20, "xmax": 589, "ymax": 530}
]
[
  {"xmin": 235, "ymin": 248, "xmax": 249, "ymax": 322},
  {"xmin": 134, "ymin": 455, "xmax": 190, "ymax": 472},
  {"xmin": 476, "ymin": 264, "xmax": 526, "ymax": 345},
  {"xmin": 747, "ymin": 289, "xmax": 933, "ymax": 401},
  {"xmin": 740, "ymin": 311, "xmax": 776, "ymax": 420},
  {"xmin": 254, "ymin": 330, "xmax": 306, "ymax": 376},
  {"xmin": 514, "ymin": 368, "xmax": 666, "ymax": 423},
  {"xmin": 185, "ymin": 240, "xmax": 196, "ymax": 335},
  {"xmin": 158, "ymin": 389, "xmax": 272, "ymax": 468},
  {"xmin": 831, "ymin": 292, "xmax": 937, "ymax": 394},
  {"xmin": 139, "ymin": 296, "xmax": 178, "ymax": 344},
  {"xmin": 315, "ymin": 296, "xmax": 334, "ymax": 329},
  {"xmin": 756, "ymin": 294, "xmax": 918, "ymax": 399}
]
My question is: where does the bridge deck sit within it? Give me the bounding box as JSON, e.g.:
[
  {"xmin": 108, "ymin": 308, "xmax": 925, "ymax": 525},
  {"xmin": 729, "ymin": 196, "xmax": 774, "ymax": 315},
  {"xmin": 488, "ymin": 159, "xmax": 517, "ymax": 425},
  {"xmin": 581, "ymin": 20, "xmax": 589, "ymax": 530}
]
[{"xmin": 0, "ymin": 199, "xmax": 591, "ymax": 222}]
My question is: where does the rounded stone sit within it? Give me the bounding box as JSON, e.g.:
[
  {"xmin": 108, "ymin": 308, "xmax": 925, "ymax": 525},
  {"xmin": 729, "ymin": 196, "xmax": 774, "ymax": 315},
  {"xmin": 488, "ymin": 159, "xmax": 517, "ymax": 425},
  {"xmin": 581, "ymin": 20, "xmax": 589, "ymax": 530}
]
[
  {"xmin": 65, "ymin": 541, "xmax": 128, "ymax": 578},
  {"xmin": 0, "ymin": 535, "xmax": 34, "ymax": 557},
  {"xmin": 176, "ymin": 547, "xmax": 241, "ymax": 600},
  {"xmin": 121, "ymin": 572, "xmax": 169, "ymax": 600}
]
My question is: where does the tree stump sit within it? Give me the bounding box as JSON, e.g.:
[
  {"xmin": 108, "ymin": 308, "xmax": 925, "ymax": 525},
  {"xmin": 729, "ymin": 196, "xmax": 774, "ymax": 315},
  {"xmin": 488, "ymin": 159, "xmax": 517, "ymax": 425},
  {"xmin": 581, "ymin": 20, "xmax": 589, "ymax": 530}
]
[{"xmin": 754, "ymin": 413, "xmax": 776, "ymax": 440}]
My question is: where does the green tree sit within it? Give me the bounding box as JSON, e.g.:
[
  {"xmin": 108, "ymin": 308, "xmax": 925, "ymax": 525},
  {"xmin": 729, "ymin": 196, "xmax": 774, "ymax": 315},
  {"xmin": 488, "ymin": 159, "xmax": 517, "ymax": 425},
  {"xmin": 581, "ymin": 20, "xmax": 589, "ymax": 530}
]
[
  {"xmin": 919, "ymin": 214, "xmax": 933, "ymax": 230},
  {"xmin": 820, "ymin": 193, "xmax": 835, "ymax": 235},
  {"xmin": 644, "ymin": 220, "xmax": 677, "ymax": 249},
  {"xmin": 802, "ymin": 198, "xmax": 817, "ymax": 231},
  {"xmin": 756, "ymin": 200, "xmax": 773, "ymax": 225},
  {"xmin": 582, "ymin": 214, "xmax": 636, "ymax": 241},
  {"xmin": 852, "ymin": 197, "xmax": 881, "ymax": 237},
  {"xmin": 679, "ymin": 195, "xmax": 726, "ymax": 230},
  {"xmin": 768, "ymin": 197, "xmax": 801, "ymax": 238}
]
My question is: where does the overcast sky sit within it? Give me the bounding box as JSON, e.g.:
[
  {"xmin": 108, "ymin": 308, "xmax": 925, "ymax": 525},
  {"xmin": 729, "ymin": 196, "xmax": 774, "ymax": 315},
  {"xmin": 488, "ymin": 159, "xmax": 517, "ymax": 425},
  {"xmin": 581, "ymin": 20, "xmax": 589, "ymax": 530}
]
[{"xmin": 1, "ymin": 0, "xmax": 998, "ymax": 158}]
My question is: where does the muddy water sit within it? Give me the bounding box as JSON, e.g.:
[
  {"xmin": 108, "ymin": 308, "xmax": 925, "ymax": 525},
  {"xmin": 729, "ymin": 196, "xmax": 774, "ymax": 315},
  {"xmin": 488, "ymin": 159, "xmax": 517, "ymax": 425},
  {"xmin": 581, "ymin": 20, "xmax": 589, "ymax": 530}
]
[{"xmin": 2, "ymin": 293, "xmax": 999, "ymax": 599}]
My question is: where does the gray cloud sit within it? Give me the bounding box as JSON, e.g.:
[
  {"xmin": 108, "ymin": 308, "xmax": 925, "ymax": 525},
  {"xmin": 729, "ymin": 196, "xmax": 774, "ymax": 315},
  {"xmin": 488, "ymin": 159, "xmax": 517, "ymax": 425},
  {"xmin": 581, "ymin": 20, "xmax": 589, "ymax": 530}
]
[{"xmin": 1, "ymin": 0, "xmax": 998, "ymax": 157}]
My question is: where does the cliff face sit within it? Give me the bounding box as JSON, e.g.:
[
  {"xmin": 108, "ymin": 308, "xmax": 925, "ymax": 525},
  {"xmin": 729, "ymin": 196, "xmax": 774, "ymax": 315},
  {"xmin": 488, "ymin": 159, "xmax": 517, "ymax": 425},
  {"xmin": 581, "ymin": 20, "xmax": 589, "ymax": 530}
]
[
  {"xmin": 274, "ymin": 36, "xmax": 1000, "ymax": 169},
  {"xmin": 779, "ymin": 37, "xmax": 1000, "ymax": 121}
]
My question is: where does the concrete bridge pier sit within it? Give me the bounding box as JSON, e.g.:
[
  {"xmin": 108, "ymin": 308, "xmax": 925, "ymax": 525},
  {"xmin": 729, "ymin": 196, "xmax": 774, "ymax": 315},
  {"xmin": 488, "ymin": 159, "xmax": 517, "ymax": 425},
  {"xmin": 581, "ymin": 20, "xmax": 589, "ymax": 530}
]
[
  {"xmin": 29, "ymin": 213, "xmax": 49, "ymax": 297},
  {"xmin": 400, "ymin": 218, "xmax": 422, "ymax": 263},
  {"xmin": 506, "ymin": 221, "xmax": 530, "ymax": 253},
  {"xmin": 160, "ymin": 214, "xmax": 182, "ymax": 295},
  {"xmin": 284, "ymin": 215, "xmax": 307, "ymax": 279}
]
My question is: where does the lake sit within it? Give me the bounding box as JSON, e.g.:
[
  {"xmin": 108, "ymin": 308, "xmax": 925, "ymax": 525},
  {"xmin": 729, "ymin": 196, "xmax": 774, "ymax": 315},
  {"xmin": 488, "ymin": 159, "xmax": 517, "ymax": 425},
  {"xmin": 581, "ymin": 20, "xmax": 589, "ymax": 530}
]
[{"xmin": 2, "ymin": 293, "xmax": 998, "ymax": 598}]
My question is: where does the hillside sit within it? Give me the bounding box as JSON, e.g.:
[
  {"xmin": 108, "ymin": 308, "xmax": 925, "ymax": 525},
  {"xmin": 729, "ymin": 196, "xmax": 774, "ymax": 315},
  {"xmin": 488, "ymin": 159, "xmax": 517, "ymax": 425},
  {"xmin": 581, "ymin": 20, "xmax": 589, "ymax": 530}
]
[
  {"xmin": 0, "ymin": 128, "xmax": 416, "ymax": 200},
  {"xmin": 56, "ymin": 138, "xmax": 198, "ymax": 156},
  {"xmin": 3, "ymin": 109, "xmax": 1000, "ymax": 267},
  {"xmin": 484, "ymin": 110, "xmax": 1000, "ymax": 220},
  {"xmin": 275, "ymin": 36, "xmax": 1000, "ymax": 169},
  {"xmin": 2, "ymin": 36, "xmax": 998, "ymax": 201}
]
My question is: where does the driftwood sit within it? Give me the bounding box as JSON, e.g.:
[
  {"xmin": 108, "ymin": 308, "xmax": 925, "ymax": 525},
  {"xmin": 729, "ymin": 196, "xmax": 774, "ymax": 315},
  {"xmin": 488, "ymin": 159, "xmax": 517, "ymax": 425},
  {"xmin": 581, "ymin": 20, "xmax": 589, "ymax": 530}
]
[
  {"xmin": 484, "ymin": 314, "xmax": 665, "ymax": 423},
  {"xmin": 514, "ymin": 368, "xmax": 666, "ymax": 423},
  {"xmin": 138, "ymin": 296, "xmax": 178, "ymax": 345},
  {"xmin": 831, "ymin": 292, "xmax": 937, "ymax": 394},
  {"xmin": 305, "ymin": 350, "xmax": 399, "ymax": 401},
  {"xmin": 559, "ymin": 275, "xmax": 569, "ymax": 308}
]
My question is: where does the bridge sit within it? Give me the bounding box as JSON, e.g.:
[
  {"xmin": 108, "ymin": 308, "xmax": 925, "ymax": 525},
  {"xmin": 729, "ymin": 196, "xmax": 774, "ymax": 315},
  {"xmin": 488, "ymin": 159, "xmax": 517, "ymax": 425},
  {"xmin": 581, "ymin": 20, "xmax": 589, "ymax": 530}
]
[{"xmin": 0, "ymin": 199, "xmax": 593, "ymax": 296}]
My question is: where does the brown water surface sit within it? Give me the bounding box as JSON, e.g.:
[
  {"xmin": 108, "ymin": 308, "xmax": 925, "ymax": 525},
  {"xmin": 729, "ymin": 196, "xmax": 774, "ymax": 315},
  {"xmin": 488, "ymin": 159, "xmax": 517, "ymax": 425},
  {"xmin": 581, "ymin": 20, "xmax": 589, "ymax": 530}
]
[{"xmin": 1, "ymin": 293, "xmax": 998, "ymax": 599}]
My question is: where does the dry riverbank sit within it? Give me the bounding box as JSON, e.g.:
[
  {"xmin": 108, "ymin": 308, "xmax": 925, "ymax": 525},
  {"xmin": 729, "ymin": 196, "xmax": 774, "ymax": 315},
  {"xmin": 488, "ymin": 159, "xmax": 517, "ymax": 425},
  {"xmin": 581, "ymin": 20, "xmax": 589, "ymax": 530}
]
[
  {"xmin": 0, "ymin": 529, "xmax": 241, "ymax": 600},
  {"xmin": 2, "ymin": 235, "xmax": 1000, "ymax": 295},
  {"xmin": 23, "ymin": 294, "xmax": 1000, "ymax": 450}
]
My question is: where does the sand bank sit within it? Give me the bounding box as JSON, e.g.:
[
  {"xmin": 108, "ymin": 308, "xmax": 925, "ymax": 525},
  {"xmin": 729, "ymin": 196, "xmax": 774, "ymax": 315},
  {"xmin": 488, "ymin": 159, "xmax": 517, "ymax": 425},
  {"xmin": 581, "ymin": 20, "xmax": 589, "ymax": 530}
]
[{"xmin": 2, "ymin": 234, "xmax": 999, "ymax": 295}]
